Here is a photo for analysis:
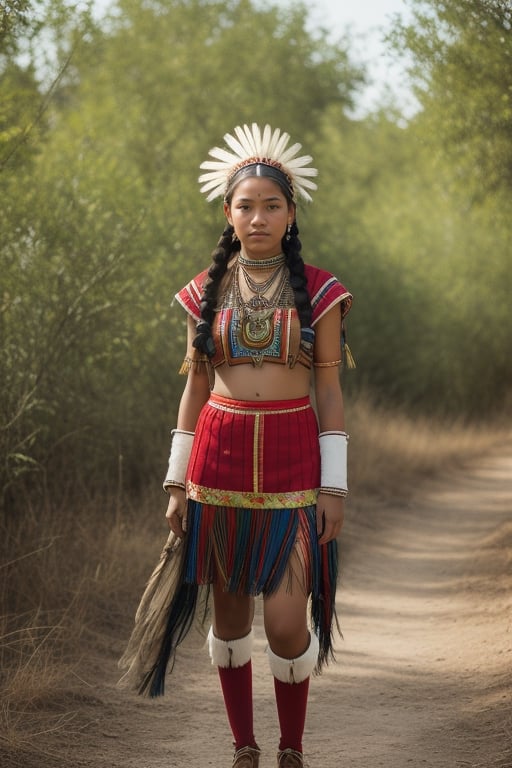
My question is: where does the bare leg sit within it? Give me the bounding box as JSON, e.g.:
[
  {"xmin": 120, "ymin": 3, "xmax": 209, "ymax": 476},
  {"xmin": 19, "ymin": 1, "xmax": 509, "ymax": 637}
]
[
  {"xmin": 212, "ymin": 581, "xmax": 255, "ymax": 639},
  {"xmin": 263, "ymin": 565, "xmax": 309, "ymax": 658}
]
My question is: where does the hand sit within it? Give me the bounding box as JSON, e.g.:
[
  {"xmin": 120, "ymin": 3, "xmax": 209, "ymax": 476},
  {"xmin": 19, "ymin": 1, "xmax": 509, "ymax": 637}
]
[
  {"xmin": 165, "ymin": 487, "xmax": 187, "ymax": 538},
  {"xmin": 316, "ymin": 492, "xmax": 344, "ymax": 545}
]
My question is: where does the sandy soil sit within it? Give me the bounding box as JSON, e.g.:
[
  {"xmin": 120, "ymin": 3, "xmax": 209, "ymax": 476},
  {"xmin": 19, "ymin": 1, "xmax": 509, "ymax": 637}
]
[{"xmin": 26, "ymin": 451, "xmax": 512, "ymax": 767}]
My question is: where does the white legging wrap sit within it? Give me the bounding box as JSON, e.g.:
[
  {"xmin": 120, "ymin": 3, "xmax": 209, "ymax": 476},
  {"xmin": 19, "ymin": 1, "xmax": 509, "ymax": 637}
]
[
  {"xmin": 266, "ymin": 631, "xmax": 319, "ymax": 684},
  {"xmin": 207, "ymin": 627, "xmax": 254, "ymax": 668}
]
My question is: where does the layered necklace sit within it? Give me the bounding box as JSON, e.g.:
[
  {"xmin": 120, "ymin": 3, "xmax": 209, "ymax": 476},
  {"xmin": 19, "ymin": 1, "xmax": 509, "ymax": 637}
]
[{"xmin": 233, "ymin": 252, "xmax": 291, "ymax": 348}]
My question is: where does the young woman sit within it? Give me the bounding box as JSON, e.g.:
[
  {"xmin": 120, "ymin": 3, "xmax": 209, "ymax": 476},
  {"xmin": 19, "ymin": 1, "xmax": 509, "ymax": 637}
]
[{"xmin": 134, "ymin": 124, "xmax": 352, "ymax": 768}]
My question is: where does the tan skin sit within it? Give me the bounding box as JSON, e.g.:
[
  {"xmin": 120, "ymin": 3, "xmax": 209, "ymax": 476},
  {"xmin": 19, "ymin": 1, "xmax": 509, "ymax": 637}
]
[{"xmin": 166, "ymin": 176, "xmax": 345, "ymax": 658}]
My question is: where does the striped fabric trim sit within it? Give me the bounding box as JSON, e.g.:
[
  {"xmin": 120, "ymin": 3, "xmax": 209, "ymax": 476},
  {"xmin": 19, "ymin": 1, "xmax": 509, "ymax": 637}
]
[{"xmin": 174, "ymin": 266, "xmax": 352, "ymax": 325}]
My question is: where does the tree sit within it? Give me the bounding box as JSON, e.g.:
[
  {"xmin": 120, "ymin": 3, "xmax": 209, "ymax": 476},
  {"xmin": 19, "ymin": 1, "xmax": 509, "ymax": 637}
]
[{"xmin": 392, "ymin": 0, "xmax": 512, "ymax": 198}]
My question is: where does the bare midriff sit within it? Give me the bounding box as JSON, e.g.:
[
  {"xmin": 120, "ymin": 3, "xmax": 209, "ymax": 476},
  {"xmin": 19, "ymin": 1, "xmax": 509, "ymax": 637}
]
[{"xmin": 211, "ymin": 360, "xmax": 311, "ymax": 401}]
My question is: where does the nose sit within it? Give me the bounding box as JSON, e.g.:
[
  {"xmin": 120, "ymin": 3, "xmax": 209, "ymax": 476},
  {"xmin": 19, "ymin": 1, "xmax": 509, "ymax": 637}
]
[{"xmin": 251, "ymin": 207, "xmax": 266, "ymax": 225}]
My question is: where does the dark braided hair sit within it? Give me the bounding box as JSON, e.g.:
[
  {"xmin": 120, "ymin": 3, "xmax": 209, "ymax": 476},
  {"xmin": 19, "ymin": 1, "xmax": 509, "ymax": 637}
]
[
  {"xmin": 282, "ymin": 219, "xmax": 313, "ymax": 332},
  {"xmin": 192, "ymin": 224, "xmax": 240, "ymax": 357},
  {"xmin": 192, "ymin": 165, "xmax": 314, "ymax": 357}
]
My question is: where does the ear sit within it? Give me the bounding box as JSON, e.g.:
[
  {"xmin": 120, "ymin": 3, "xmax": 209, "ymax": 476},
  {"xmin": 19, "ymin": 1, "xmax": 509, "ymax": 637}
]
[
  {"xmin": 223, "ymin": 201, "xmax": 232, "ymax": 225},
  {"xmin": 288, "ymin": 202, "xmax": 296, "ymax": 227}
]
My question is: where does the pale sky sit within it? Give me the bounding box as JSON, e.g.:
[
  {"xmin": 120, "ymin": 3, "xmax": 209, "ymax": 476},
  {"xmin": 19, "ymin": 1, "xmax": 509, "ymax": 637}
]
[
  {"xmin": 307, "ymin": 0, "xmax": 408, "ymax": 35},
  {"xmin": 272, "ymin": 0, "xmax": 414, "ymax": 114},
  {"xmin": 92, "ymin": 0, "xmax": 414, "ymax": 114}
]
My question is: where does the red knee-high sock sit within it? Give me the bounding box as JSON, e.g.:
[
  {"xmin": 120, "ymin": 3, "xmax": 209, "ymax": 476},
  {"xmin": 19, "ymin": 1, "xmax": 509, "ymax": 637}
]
[
  {"xmin": 218, "ymin": 661, "xmax": 257, "ymax": 750},
  {"xmin": 274, "ymin": 676, "xmax": 310, "ymax": 752}
]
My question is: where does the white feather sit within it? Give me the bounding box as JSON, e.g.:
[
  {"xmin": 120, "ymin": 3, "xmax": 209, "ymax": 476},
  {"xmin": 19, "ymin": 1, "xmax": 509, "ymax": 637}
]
[
  {"xmin": 272, "ymin": 131, "xmax": 291, "ymax": 159},
  {"xmin": 260, "ymin": 124, "xmax": 273, "ymax": 156},
  {"xmin": 198, "ymin": 175, "xmax": 226, "ymax": 192},
  {"xmin": 248, "ymin": 123, "xmax": 262, "ymax": 156},
  {"xmin": 198, "ymin": 123, "xmax": 318, "ymax": 201},
  {"xmin": 205, "ymin": 147, "xmax": 240, "ymax": 165},
  {"xmin": 223, "ymin": 131, "xmax": 248, "ymax": 160},
  {"xmin": 267, "ymin": 127, "xmax": 282, "ymax": 157},
  {"xmin": 278, "ymin": 142, "xmax": 303, "ymax": 165},
  {"xmin": 235, "ymin": 125, "xmax": 256, "ymax": 157}
]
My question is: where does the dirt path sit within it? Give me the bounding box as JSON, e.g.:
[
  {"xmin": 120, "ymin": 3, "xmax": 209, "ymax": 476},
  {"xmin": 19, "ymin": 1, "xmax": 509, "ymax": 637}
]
[{"xmin": 78, "ymin": 451, "xmax": 512, "ymax": 768}]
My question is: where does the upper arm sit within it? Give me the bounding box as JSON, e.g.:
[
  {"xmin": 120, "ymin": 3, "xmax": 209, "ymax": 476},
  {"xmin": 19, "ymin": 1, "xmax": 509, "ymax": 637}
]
[
  {"xmin": 176, "ymin": 316, "xmax": 212, "ymax": 430},
  {"xmin": 313, "ymin": 304, "xmax": 343, "ymax": 366},
  {"xmin": 313, "ymin": 306, "xmax": 345, "ymax": 432}
]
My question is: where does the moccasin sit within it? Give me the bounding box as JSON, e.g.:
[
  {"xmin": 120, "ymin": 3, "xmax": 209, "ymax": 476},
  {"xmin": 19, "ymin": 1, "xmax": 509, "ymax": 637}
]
[
  {"xmin": 277, "ymin": 749, "xmax": 304, "ymax": 768},
  {"xmin": 232, "ymin": 745, "xmax": 261, "ymax": 768}
]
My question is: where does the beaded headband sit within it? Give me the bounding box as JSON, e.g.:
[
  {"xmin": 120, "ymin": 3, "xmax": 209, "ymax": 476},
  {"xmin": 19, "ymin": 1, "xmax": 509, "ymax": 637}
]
[{"xmin": 198, "ymin": 123, "xmax": 318, "ymax": 203}]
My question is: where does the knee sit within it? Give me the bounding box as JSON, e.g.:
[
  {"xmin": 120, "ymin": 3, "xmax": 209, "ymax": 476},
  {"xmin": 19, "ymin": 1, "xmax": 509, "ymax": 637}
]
[
  {"xmin": 265, "ymin": 617, "xmax": 308, "ymax": 657},
  {"xmin": 213, "ymin": 606, "xmax": 253, "ymax": 639},
  {"xmin": 212, "ymin": 588, "xmax": 253, "ymax": 639}
]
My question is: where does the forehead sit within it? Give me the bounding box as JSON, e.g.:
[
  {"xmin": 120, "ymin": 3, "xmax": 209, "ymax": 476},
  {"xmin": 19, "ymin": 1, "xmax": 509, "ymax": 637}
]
[{"xmin": 230, "ymin": 176, "xmax": 288, "ymax": 201}]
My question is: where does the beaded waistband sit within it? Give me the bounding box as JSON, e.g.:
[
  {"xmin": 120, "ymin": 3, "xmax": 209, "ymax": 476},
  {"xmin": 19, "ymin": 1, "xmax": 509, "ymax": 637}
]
[{"xmin": 208, "ymin": 392, "xmax": 311, "ymax": 415}]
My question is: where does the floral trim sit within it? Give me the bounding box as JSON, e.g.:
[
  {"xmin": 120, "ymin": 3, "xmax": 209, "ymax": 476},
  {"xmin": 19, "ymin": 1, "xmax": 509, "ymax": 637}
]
[{"xmin": 186, "ymin": 481, "xmax": 317, "ymax": 509}]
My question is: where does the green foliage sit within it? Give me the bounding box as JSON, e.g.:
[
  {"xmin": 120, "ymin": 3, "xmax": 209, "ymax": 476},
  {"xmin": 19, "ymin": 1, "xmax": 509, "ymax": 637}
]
[
  {"xmin": 313, "ymin": 104, "xmax": 512, "ymax": 415},
  {"xmin": 1, "ymin": 0, "xmax": 33, "ymax": 50},
  {"xmin": 391, "ymin": 0, "xmax": 512, "ymax": 198}
]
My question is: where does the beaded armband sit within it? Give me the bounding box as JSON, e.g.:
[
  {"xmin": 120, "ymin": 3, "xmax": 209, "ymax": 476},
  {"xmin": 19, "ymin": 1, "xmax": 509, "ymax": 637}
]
[
  {"xmin": 319, "ymin": 486, "xmax": 348, "ymax": 498},
  {"xmin": 313, "ymin": 359, "xmax": 342, "ymax": 368},
  {"xmin": 178, "ymin": 354, "xmax": 211, "ymax": 375}
]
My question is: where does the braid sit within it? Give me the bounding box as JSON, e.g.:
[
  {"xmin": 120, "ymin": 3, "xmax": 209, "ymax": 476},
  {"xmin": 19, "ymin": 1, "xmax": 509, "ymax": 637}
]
[
  {"xmin": 192, "ymin": 224, "xmax": 238, "ymax": 357},
  {"xmin": 283, "ymin": 221, "xmax": 313, "ymax": 330}
]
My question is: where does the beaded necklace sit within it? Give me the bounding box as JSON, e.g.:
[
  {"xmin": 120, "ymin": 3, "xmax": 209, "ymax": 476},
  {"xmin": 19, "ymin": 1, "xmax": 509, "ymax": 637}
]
[
  {"xmin": 238, "ymin": 252, "xmax": 286, "ymax": 270},
  {"xmin": 233, "ymin": 261, "xmax": 290, "ymax": 348}
]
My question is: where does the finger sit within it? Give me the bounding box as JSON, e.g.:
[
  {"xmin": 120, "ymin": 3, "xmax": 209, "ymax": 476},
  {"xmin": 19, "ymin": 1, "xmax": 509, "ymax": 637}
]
[
  {"xmin": 166, "ymin": 511, "xmax": 185, "ymax": 538},
  {"xmin": 317, "ymin": 509, "xmax": 326, "ymax": 538},
  {"xmin": 318, "ymin": 522, "xmax": 341, "ymax": 546}
]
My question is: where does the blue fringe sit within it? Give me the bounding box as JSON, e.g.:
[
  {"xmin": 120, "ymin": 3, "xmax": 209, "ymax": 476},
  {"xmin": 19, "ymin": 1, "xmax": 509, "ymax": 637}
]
[{"xmin": 144, "ymin": 502, "xmax": 339, "ymax": 695}]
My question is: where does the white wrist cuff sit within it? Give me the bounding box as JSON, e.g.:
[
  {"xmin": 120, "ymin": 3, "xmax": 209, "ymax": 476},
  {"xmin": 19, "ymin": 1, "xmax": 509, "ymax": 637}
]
[
  {"xmin": 163, "ymin": 429, "xmax": 195, "ymax": 492},
  {"xmin": 319, "ymin": 431, "xmax": 348, "ymax": 496}
]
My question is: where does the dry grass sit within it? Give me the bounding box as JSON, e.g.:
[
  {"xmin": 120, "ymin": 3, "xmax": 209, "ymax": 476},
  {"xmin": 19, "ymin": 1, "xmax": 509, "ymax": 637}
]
[
  {"xmin": 0, "ymin": 485, "xmax": 164, "ymax": 764},
  {"xmin": 0, "ymin": 394, "xmax": 511, "ymax": 764},
  {"xmin": 346, "ymin": 392, "xmax": 511, "ymax": 500}
]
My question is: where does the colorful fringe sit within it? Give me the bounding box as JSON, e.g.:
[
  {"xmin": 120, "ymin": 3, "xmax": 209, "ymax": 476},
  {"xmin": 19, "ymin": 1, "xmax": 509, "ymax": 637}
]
[
  {"xmin": 184, "ymin": 502, "xmax": 302, "ymax": 593},
  {"xmin": 143, "ymin": 502, "xmax": 338, "ymax": 696}
]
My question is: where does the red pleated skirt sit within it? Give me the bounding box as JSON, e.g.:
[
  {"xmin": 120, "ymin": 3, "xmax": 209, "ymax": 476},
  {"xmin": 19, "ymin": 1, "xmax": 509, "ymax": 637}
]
[{"xmin": 186, "ymin": 393, "xmax": 320, "ymax": 507}]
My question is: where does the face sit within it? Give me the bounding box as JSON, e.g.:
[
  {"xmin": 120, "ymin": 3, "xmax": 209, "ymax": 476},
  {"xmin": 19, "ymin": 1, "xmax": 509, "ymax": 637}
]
[{"xmin": 224, "ymin": 176, "xmax": 295, "ymax": 260}]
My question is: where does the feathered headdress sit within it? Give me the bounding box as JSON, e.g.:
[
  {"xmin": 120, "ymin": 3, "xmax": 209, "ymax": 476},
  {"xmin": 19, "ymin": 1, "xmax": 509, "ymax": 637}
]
[{"xmin": 198, "ymin": 123, "xmax": 318, "ymax": 203}]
